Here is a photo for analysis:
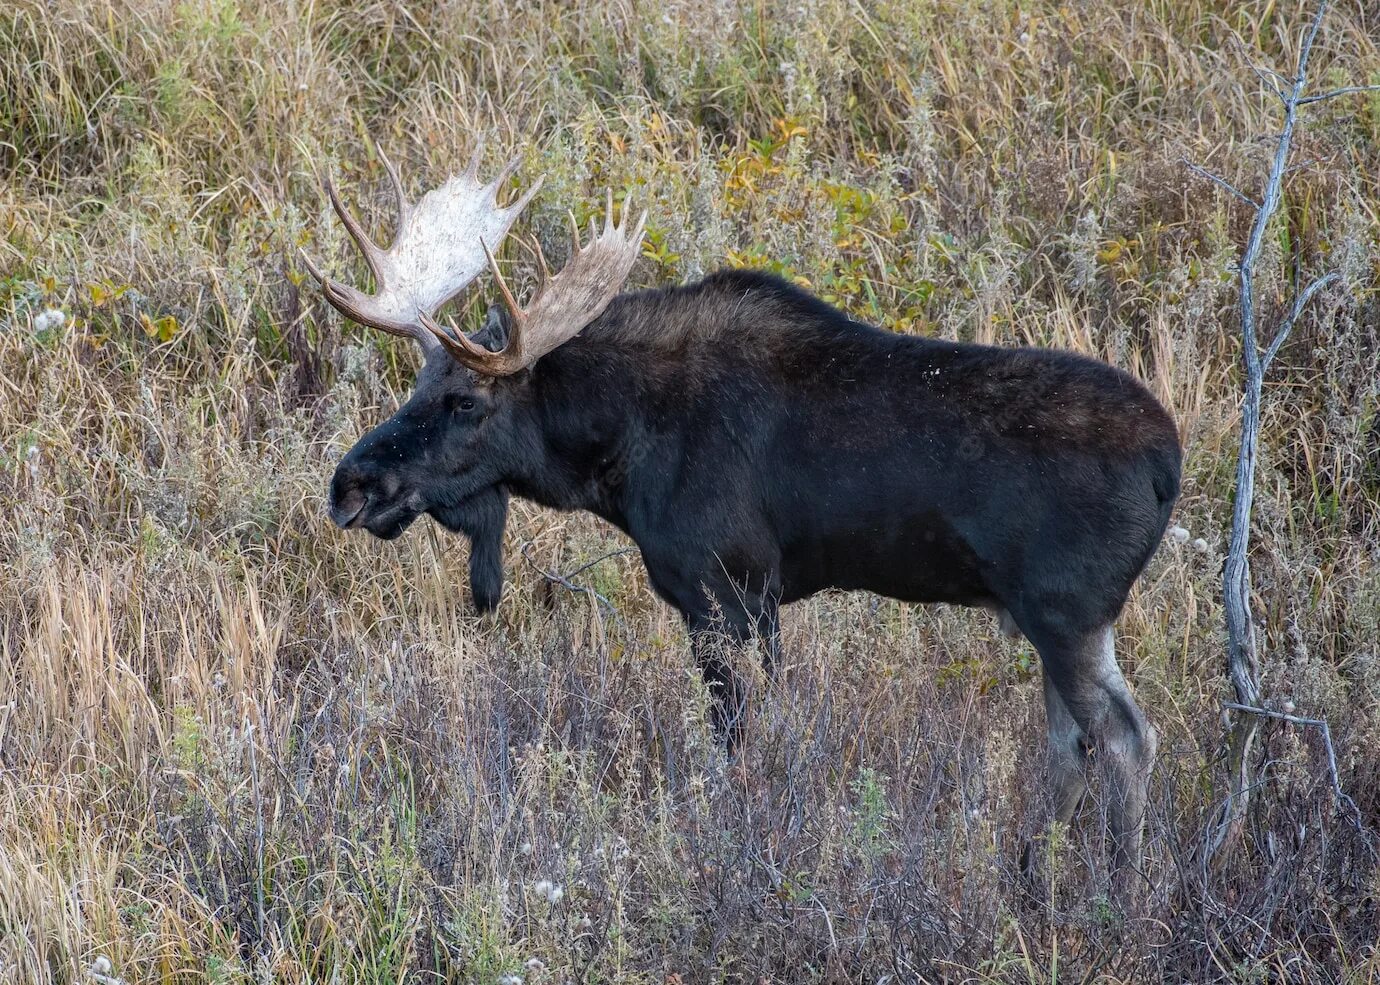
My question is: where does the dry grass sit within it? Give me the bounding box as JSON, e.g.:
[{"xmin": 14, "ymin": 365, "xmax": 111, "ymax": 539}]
[{"xmin": 2, "ymin": 0, "xmax": 1380, "ymax": 981}]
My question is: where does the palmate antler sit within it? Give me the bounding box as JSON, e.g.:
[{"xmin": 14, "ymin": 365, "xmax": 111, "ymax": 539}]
[
  {"xmin": 301, "ymin": 146, "xmax": 540, "ymax": 346},
  {"xmin": 422, "ymin": 190, "xmax": 647, "ymax": 374},
  {"xmin": 303, "ymin": 148, "xmax": 645, "ymax": 377}
]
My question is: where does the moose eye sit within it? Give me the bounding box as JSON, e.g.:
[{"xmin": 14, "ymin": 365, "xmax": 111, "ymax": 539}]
[{"xmin": 454, "ymin": 396, "xmax": 476, "ymax": 413}]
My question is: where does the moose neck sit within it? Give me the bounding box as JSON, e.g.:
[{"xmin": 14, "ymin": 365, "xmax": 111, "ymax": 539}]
[{"xmin": 500, "ymin": 325, "xmax": 664, "ymax": 535}]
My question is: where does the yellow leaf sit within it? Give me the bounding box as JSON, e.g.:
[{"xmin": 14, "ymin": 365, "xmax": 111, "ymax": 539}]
[{"xmin": 137, "ymin": 313, "xmax": 178, "ymax": 341}]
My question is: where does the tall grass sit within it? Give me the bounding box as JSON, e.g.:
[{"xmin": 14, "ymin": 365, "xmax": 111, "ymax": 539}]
[{"xmin": 2, "ymin": 0, "xmax": 1379, "ymax": 981}]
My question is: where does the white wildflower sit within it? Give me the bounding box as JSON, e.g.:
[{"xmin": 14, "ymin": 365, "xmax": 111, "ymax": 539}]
[
  {"xmin": 1192, "ymin": 538, "xmax": 1209, "ymax": 553},
  {"xmin": 32, "ymin": 308, "xmax": 66, "ymax": 333},
  {"xmin": 524, "ymin": 957, "xmax": 545, "ymax": 973},
  {"xmin": 1167, "ymin": 525, "xmax": 1190, "ymax": 544},
  {"xmin": 89, "ymin": 955, "xmax": 126, "ymax": 985},
  {"xmin": 498, "ymin": 974, "xmax": 523, "ymax": 985},
  {"xmin": 519, "ymin": 841, "xmax": 532, "ymax": 855},
  {"xmin": 531, "ymin": 878, "xmax": 563, "ymax": 904}
]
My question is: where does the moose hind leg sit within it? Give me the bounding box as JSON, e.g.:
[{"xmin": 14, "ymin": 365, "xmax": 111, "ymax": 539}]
[
  {"xmin": 1031, "ymin": 624, "xmax": 1157, "ymax": 887},
  {"xmin": 1043, "ymin": 673, "xmax": 1090, "ymax": 826}
]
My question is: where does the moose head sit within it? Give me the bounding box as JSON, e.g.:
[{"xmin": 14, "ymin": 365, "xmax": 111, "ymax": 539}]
[{"xmin": 302, "ymin": 148, "xmax": 644, "ymax": 545}]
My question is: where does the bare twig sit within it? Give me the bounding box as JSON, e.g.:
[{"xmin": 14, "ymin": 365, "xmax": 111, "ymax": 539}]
[
  {"xmin": 560, "ymin": 546, "xmax": 640, "ymax": 581},
  {"xmin": 1260, "ymin": 272, "xmax": 1339, "ymax": 373},
  {"xmin": 1221, "ymin": 703, "xmax": 1362, "ymax": 825},
  {"xmin": 1250, "ymin": 65, "xmax": 1288, "ymax": 102},
  {"xmin": 519, "ymin": 543, "xmax": 629, "ymax": 623},
  {"xmin": 1297, "ymin": 83, "xmax": 1380, "ymax": 105},
  {"xmin": 1182, "ymin": 158, "xmax": 1259, "ymax": 208}
]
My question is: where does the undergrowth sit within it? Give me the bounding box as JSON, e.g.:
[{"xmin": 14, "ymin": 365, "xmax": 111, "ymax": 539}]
[{"xmin": 2, "ymin": 0, "xmax": 1379, "ymax": 981}]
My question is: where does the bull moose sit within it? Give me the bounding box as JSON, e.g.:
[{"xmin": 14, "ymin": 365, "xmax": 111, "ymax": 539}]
[{"xmin": 303, "ymin": 149, "xmax": 1181, "ymax": 888}]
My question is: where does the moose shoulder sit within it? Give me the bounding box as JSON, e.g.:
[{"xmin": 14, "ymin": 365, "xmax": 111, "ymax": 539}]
[{"xmin": 306, "ymin": 156, "xmax": 1180, "ymax": 891}]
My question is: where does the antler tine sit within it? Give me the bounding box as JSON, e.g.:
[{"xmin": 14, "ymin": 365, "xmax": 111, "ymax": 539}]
[
  {"xmin": 299, "ymin": 247, "xmax": 328, "ymax": 289},
  {"xmin": 527, "ymin": 234, "xmax": 553, "ymax": 282},
  {"xmin": 479, "ymin": 236, "xmax": 524, "ymax": 330},
  {"xmin": 419, "ymin": 309, "xmax": 505, "ymax": 362},
  {"xmin": 376, "ymin": 147, "xmax": 409, "ymax": 224},
  {"xmin": 324, "ymin": 174, "xmax": 383, "ymax": 282},
  {"xmin": 567, "ymin": 210, "xmax": 583, "ymax": 253},
  {"xmin": 628, "ymin": 206, "xmax": 648, "ymax": 246},
  {"xmin": 623, "ymin": 193, "xmax": 648, "ymax": 243},
  {"xmin": 463, "ymin": 140, "xmax": 484, "ymax": 182},
  {"xmin": 486, "ymin": 154, "xmax": 546, "ymax": 217}
]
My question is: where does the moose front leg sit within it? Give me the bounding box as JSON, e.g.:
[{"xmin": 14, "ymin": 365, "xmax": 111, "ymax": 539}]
[{"xmin": 685, "ymin": 593, "xmax": 780, "ymax": 753}]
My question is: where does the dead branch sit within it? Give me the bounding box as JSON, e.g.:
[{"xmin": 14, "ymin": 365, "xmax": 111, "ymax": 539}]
[{"xmin": 1191, "ymin": 0, "xmax": 1366, "ymax": 862}]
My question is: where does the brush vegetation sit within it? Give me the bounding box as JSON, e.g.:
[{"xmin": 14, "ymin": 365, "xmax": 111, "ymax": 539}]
[{"xmin": 2, "ymin": 0, "xmax": 1380, "ymax": 981}]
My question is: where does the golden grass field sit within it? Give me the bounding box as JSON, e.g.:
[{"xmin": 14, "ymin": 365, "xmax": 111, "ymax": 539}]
[{"xmin": 2, "ymin": 0, "xmax": 1379, "ymax": 981}]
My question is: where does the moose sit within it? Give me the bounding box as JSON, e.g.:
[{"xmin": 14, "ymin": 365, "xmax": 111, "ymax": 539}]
[{"xmin": 303, "ymin": 149, "xmax": 1181, "ymax": 889}]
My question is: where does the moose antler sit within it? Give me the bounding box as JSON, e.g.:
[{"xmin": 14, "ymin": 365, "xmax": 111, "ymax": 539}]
[
  {"xmin": 301, "ymin": 146, "xmax": 543, "ymax": 348},
  {"xmin": 420, "ymin": 189, "xmax": 647, "ymax": 376}
]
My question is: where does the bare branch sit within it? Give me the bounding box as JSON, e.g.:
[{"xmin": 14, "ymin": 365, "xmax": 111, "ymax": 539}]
[
  {"xmin": 1250, "ymin": 65, "xmax": 1288, "ymax": 103},
  {"xmin": 1182, "ymin": 158, "xmax": 1259, "ymax": 208},
  {"xmin": 519, "ymin": 543, "xmax": 625, "ymax": 624},
  {"xmin": 1209, "ymin": 0, "xmax": 1356, "ymax": 864},
  {"xmin": 1297, "ymin": 83, "xmax": 1380, "ymax": 105},
  {"xmin": 1260, "ymin": 271, "xmax": 1339, "ymax": 374},
  {"xmin": 1283, "ymin": 157, "xmax": 1322, "ymax": 174},
  {"xmin": 1222, "ymin": 702, "xmax": 1361, "ymax": 824}
]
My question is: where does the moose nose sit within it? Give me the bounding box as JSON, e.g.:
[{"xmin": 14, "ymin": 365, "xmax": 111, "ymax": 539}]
[{"xmin": 329, "ymin": 468, "xmax": 369, "ymax": 529}]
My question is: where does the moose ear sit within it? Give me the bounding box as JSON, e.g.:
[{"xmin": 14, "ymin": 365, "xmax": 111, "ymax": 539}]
[{"xmin": 470, "ymin": 304, "xmax": 512, "ymax": 353}]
